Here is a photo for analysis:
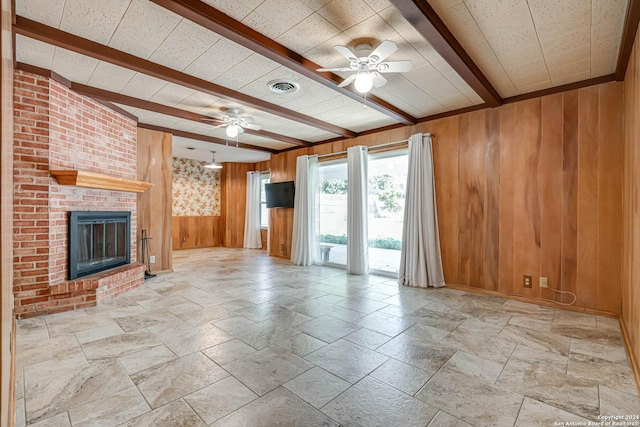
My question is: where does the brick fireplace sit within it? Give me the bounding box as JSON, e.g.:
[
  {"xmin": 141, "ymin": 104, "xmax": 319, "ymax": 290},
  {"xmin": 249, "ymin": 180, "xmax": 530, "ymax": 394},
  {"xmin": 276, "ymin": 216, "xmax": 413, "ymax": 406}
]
[{"xmin": 13, "ymin": 70, "xmax": 145, "ymax": 317}]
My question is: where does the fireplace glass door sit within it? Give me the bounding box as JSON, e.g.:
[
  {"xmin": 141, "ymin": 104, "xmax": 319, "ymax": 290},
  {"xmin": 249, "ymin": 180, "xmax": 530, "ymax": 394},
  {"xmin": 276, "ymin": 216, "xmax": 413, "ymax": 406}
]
[{"xmin": 69, "ymin": 211, "xmax": 131, "ymax": 279}]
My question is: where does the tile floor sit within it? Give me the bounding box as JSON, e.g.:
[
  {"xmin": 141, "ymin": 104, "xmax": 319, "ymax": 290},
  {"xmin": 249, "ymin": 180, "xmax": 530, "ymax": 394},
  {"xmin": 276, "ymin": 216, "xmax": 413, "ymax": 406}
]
[{"xmin": 15, "ymin": 248, "xmax": 640, "ymax": 426}]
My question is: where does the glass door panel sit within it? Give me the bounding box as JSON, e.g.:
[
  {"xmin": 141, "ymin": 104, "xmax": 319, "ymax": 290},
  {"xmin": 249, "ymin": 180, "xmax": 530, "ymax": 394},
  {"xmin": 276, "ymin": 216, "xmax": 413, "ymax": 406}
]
[
  {"xmin": 367, "ymin": 151, "xmax": 408, "ymax": 274},
  {"xmin": 318, "ymin": 160, "xmax": 348, "ymax": 267}
]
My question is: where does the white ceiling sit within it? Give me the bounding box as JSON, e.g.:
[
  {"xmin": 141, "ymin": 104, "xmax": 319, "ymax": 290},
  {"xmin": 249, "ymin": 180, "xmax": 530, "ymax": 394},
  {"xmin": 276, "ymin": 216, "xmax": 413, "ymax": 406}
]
[{"xmin": 14, "ymin": 0, "xmax": 630, "ymax": 162}]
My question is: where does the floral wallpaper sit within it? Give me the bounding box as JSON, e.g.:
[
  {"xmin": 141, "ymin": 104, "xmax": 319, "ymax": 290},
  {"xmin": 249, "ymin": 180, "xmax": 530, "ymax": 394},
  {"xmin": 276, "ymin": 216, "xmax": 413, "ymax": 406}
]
[{"xmin": 172, "ymin": 157, "xmax": 221, "ymax": 216}]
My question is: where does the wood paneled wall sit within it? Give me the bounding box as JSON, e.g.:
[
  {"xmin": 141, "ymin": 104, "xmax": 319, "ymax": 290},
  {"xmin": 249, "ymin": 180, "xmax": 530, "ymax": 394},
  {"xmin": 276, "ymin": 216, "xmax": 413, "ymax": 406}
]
[
  {"xmin": 622, "ymin": 27, "xmax": 640, "ymax": 388},
  {"xmin": 137, "ymin": 128, "xmax": 173, "ymax": 273},
  {"xmin": 220, "ymin": 162, "xmax": 254, "ymax": 248},
  {"xmin": 429, "ymin": 87, "xmax": 623, "ymax": 314},
  {"xmin": 172, "ymin": 216, "xmax": 223, "ymax": 249},
  {"xmin": 0, "ymin": 0, "xmax": 14, "ymax": 422},
  {"xmin": 265, "ymin": 82, "xmax": 624, "ymax": 314},
  {"xmin": 265, "ymin": 151, "xmax": 306, "ymax": 258}
]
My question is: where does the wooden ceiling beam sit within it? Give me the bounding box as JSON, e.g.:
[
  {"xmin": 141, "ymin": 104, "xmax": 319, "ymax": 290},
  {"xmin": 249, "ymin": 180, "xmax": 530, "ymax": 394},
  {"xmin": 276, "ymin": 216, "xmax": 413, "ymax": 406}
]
[
  {"xmin": 616, "ymin": 0, "xmax": 640, "ymax": 80},
  {"xmin": 138, "ymin": 123, "xmax": 278, "ymax": 154},
  {"xmin": 389, "ymin": 0, "xmax": 502, "ymax": 107},
  {"xmin": 71, "ymin": 83, "xmax": 312, "ymax": 147},
  {"xmin": 13, "ymin": 16, "xmax": 357, "ymax": 138},
  {"xmin": 150, "ymin": 0, "xmax": 417, "ymax": 126}
]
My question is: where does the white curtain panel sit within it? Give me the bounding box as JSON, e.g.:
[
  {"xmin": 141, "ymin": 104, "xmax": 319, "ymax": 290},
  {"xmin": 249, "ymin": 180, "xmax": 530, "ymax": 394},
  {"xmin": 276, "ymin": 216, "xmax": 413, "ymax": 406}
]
[
  {"xmin": 347, "ymin": 145, "xmax": 369, "ymax": 275},
  {"xmin": 243, "ymin": 171, "xmax": 263, "ymax": 249},
  {"xmin": 291, "ymin": 155, "xmax": 321, "ymax": 266},
  {"xmin": 398, "ymin": 133, "xmax": 445, "ymax": 288}
]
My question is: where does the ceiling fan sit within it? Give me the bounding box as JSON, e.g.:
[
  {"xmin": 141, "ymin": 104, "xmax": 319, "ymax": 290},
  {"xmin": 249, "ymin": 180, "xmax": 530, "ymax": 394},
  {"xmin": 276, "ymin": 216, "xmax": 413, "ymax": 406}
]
[
  {"xmin": 317, "ymin": 40, "xmax": 413, "ymax": 93},
  {"xmin": 202, "ymin": 107, "xmax": 261, "ymax": 138}
]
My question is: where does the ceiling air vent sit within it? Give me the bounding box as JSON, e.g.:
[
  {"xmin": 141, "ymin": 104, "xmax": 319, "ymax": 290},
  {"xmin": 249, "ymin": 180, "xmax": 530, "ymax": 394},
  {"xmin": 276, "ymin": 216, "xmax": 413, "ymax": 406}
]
[{"xmin": 268, "ymin": 80, "xmax": 300, "ymax": 94}]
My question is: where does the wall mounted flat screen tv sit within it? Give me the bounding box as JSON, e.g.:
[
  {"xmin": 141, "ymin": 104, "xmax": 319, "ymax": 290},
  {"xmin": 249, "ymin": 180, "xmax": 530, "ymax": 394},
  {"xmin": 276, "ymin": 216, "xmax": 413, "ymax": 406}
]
[{"xmin": 265, "ymin": 181, "xmax": 295, "ymax": 208}]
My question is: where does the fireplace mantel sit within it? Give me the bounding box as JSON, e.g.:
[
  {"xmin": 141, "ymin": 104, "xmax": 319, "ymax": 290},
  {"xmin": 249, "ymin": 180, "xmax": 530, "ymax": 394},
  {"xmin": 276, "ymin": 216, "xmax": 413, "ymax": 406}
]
[{"xmin": 50, "ymin": 170, "xmax": 153, "ymax": 193}]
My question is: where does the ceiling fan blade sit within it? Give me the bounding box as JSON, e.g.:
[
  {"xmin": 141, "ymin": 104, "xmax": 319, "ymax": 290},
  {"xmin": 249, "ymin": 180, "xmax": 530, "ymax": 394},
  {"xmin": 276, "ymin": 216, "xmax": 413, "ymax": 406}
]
[
  {"xmin": 334, "ymin": 45, "xmax": 358, "ymax": 61},
  {"xmin": 369, "ymin": 40, "xmax": 397, "ymax": 63},
  {"xmin": 377, "ymin": 60, "xmax": 413, "ymax": 73},
  {"xmin": 209, "ymin": 123, "xmax": 228, "ymax": 130},
  {"xmin": 337, "ymin": 74, "xmax": 357, "ymax": 88},
  {"xmin": 245, "ymin": 123, "xmax": 261, "ymax": 131},
  {"xmin": 317, "ymin": 67, "xmax": 353, "ymax": 72},
  {"xmin": 372, "ymin": 72, "xmax": 388, "ymax": 88}
]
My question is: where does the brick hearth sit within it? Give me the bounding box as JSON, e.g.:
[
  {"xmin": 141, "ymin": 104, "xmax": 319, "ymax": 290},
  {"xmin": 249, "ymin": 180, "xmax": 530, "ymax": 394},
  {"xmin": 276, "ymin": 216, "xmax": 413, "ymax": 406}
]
[{"xmin": 13, "ymin": 70, "xmax": 144, "ymax": 317}]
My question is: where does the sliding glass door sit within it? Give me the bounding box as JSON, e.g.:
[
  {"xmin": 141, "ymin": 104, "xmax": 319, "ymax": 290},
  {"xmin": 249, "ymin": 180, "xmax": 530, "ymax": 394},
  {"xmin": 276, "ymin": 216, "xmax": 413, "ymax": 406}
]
[
  {"xmin": 316, "ymin": 150, "xmax": 408, "ymax": 274},
  {"xmin": 318, "ymin": 160, "xmax": 348, "ymax": 267},
  {"xmin": 367, "ymin": 150, "xmax": 408, "ymax": 275}
]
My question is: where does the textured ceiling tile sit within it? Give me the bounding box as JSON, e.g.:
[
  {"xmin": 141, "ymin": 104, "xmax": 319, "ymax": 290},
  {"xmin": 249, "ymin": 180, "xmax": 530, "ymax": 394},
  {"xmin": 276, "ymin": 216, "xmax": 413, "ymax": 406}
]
[
  {"xmin": 108, "ymin": 0, "xmax": 181, "ymax": 59},
  {"xmin": 215, "ymin": 54, "xmax": 282, "ymax": 91},
  {"xmin": 343, "ymin": 13, "xmax": 402, "ymax": 45},
  {"xmin": 148, "ymin": 83, "xmax": 197, "ymax": 107},
  {"xmin": 16, "ymin": 0, "xmax": 65, "ymax": 28},
  {"xmin": 363, "ymin": 0, "xmax": 392, "ymax": 13},
  {"xmin": 133, "ymin": 109, "xmax": 161, "ymax": 123},
  {"xmin": 51, "ymin": 48, "xmax": 99, "ymax": 84},
  {"xmin": 317, "ymin": 0, "xmax": 376, "ymax": 31},
  {"xmin": 120, "ymin": 74, "xmax": 169, "ymax": 100},
  {"xmin": 300, "ymin": 0, "xmax": 334, "ymax": 12},
  {"xmin": 276, "ymin": 13, "xmax": 342, "ymax": 54},
  {"xmin": 592, "ymin": 0, "xmax": 627, "ymax": 26},
  {"xmin": 241, "ymin": 11, "xmax": 290, "ymax": 39},
  {"xmin": 505, "ymin": 61, "xmax": 551, "ymax": 88},
  {"xmin": 426, "ymin": 2, "xmax": 517, "ymax": 97},
  {"xmin": 548, "ymin": 58, "xmax": 591, "ymax": 82},
  {"xmin": 200, "ymin": 0, "xmax": 253, "ymax": 21},
  {"xmin": 59, "ymin": 0, "xmax": 130, "ymax": 45},
  {"xmin": 177, "ymin": 93, "xmax": 223, "ymax": 114},
  {"xmin": 243, "ymin": 0, "xmax": 314, "ymax": 39},
  {"xmin": 15, "ymin": 35, "xmax": 55, "ymax": 69},
  {"xmin": 87, "ymin": 61, "xmax": 136, "ymax": 93},
  {"xmin": 256, "ymin": 0, "xmax": 314, "ymax": 26},
  {"xmin": 148, "ymin": 20, "xmax": 221, "ymax": 71},
  {"xmin": 184, "ymin": 39, "xmax": 253, "ymax": 82}
]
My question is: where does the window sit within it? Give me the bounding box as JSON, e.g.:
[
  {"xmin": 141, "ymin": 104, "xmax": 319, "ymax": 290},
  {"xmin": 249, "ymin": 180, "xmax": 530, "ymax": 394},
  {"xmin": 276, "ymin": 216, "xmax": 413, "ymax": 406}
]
[{"xmin": 260, "ymin": 173, "xmax": 270, "ymax": 228}]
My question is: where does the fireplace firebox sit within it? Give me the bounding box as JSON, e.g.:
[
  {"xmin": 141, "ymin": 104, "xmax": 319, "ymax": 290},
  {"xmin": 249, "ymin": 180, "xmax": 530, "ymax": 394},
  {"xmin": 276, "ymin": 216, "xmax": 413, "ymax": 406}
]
[{"xmin": 68, "ymin": 211, "xmax": 131, "ymax": 280}]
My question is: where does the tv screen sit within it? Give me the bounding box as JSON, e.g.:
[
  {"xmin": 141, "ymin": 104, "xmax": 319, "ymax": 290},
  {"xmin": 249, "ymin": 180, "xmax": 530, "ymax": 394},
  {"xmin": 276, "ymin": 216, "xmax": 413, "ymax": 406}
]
[{"xmin": 265, "ymin": 181, "xmax": 295, "ymax": 208}]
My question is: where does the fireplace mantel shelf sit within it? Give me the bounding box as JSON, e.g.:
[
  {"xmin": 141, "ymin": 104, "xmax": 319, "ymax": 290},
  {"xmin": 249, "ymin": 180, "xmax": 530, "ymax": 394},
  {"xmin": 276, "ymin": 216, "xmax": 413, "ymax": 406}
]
[{"xmin": 50, "ymin": 170, "xmax": 154, "ymax": 193}]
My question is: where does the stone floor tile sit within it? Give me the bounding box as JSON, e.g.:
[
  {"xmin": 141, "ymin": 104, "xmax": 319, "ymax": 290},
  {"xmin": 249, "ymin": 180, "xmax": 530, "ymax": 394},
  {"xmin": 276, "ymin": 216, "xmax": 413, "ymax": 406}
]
[
  {"xmin": 67, "ymin": 386, "xmax": 149, "ymax": 427},
  {"xmin": 117, "ymin": 345, "xmax": 176, "ymax": 375},
  {"xmin": 202, "ymin": 338, "xmax": 258, "ymax": 365},
  {"xmin": 296, "ymin": 316, "xmax": 360, "ymax": 343},
  {"xmin": 133, "ymin": 352, "xmax": 229, "ymax": 409},
  {"xmin": 211, "ymin": 387, "xmax": 338, "ymax": 427},
  {"xmin": 283, "ymin": 366, "xmax": 350, "ymax": 408},
  {"xmin": 305, "ymin": 339, "xmax": 388, "ymax": 383},
  {"xmin": 514, "ymin": 397, "xmax": 590, "ymax": 426},
  {"xmin": 118, "ymin": 399, "xmax": 206, "ymax": 427},
  {"xmin": 370, "ymin": 358, "xmax": 432, "ymax": 395},
  {"xmin": 427, "ymin": 411, "xmax": 472, "ymax": 427},
  {"xmin": 416, "ymin": 367, "xmax": 524, "ymax": 426},
  {"xmin": 223, "ymin": 346, "xmax": 314, "ymax": 395},
  {"xmin": 184, "ymin": 376, "xmax": 258, "ymax": 424},
  {"xmin": 322, "ymin": 376, "xmax": 438, "ymax": 426}
]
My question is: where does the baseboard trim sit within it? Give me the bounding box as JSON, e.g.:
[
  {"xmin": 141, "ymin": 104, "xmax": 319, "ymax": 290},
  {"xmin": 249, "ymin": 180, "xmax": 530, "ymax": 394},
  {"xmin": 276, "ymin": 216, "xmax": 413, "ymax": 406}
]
[
  {"xmin": 444, "ymin": 283, "xmax": 620, "ymax": 318},
  {"xmin": 619, "ymin": 317, "xmax": 640, "ymax": 396}
]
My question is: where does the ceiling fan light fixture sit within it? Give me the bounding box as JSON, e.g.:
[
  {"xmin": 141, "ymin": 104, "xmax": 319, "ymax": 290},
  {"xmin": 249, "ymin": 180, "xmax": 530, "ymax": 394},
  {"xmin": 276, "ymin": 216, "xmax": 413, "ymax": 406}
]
[
  {"xmin": 354, "ymin": 71, "xmax": 374, "ymax": 93},
  {"xmin": 204, "ymin": 151, "xmax": 223, "ymax": 169},
  {"xmin": 226, "ymin": 124, "xmax": 240, "ymax": 138}
]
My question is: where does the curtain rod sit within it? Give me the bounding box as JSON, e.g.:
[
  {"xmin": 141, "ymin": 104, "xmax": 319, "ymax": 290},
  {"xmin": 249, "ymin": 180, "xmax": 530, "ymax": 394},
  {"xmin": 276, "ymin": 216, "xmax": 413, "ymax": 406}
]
[{"xmin": 314, "ymin": 133, "xmax": 434, "ymax": 159}]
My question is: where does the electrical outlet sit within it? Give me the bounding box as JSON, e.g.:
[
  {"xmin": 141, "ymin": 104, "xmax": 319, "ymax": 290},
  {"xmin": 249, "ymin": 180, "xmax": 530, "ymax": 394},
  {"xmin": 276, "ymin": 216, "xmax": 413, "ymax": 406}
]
[
  {"xmin": 540, "ymin": 276, "xmax": 548, "ymax": 288},
  {"xmin": 523, "ymin": 275, "xmax": 532, "ymax": 288},
  {"xmin": 280, "ymin": 244, "xmax": 284, "ymax": 253},
  {"xmin": 149, "ymin": 255, "xmax": 156, "ymax": 264}
]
